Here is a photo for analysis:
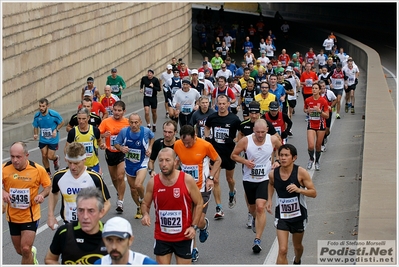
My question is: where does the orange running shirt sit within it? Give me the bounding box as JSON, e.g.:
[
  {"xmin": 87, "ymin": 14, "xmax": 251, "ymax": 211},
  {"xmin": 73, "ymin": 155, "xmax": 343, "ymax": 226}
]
[
  {"xmin": 174, "ymin": 138, "xmax": 219, "ymax": 192},
  {"xmin": 2, "ymin": 160, "xmax": 51, "ymax": 223},
  {"xmin": 98, "ymin": 117, "xmax": 129, "ymax": 152}
]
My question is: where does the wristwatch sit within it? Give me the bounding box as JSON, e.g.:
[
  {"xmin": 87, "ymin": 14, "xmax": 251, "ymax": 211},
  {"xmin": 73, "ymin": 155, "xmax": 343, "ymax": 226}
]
[
  {"xmin": 191, "ymin": 225, "xmax": 198, "ymax": 231},
  {"xmin": 208, "ymin": 176, "xmax": 214, "ymax": 181}
]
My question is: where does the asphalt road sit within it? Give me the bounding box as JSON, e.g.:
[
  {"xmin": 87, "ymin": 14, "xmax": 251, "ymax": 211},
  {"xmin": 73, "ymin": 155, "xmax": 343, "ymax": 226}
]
[{"xmin": 2, "ymin": 8, "xmax": 396, "ymax": 265}]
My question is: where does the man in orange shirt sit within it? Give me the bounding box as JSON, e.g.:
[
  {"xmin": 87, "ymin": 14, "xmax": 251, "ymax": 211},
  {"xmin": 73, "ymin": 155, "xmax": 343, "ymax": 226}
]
[
  {"xmin": 2, "ymin": 141, "xmax": 51, "ymax": 264},
  {"xmin": 98, "ymin": 101, "xmax": 129, "ymax": 213},
  {"xmin": 300, "ymin": 63, "xmax": 318, "ymax": 100},
  {"xmin": 173, "ymin": 125, "xmax": 221, "ymax": 262}
]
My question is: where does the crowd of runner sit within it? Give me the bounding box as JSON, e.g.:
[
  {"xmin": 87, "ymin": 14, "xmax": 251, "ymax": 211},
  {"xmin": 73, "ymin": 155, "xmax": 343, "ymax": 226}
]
[{"xmin": 3, "ymin": 10, "xmax": 360, "ymax": 265}]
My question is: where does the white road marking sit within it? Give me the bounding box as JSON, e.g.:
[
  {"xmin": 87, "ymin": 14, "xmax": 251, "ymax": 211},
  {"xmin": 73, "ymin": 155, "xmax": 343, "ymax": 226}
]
[{"xmin": 382, "ymin": 65, "xmax": 397, "ymax": 84}]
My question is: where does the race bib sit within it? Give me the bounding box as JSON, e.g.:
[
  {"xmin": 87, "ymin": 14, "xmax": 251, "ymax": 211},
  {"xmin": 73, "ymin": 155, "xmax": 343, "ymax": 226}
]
[
  {"xmin": 275, "ymin": 126, "xmax": 282, "ymax": 136},
  {"xmin": 244, "ymin": 97, "xmax": 253, "ymax": 106},
  {"xmin": 9, "ymin": 188, "xmax": 30, "ymax": 209},
  {"xmin": 305, "ymin": 79, "xmax": 313, "ymax": 87},
  {"xmin": 126, "ymin": 148, "xmax": 141, "ymax": 163},
  {"xmin": 181, "ymin": 164, "xmax": 199, "ymax": 181},
  {"xmin": 110, "ymin": 135, "xmax": 117, "ymax": 150},
  {"xmin": 309, "ymin": 107, "xmax": 321, "ymax": 120},
  {"xmin": 214, "ymin": 127, "xmax": 229, "ymax": 144},
  {"xmin": 250, "ymin": 164, "xmax": 267, "ymax": 178},
  {"xmin": 281, "ymin": 60, "xmax": 286, "ymax": 66},
  {"xmin": 181, "ymin": 104, "xmax": 193, "ymax": 114},
  {"xmin": 307, "ymin": 58, "xmax": 314, "ymax": 63},
  {"xmin": 145, "ymin": 87, "xmax": 153, "ymax": 97},
  {"xmin": 279, "ymin": 197, "xmax": 301, "ymax": 219},
  {"xmin": 348, "ymin": 77, "xmax": 355, "ymax": 84},
  {"xmin": 106, "ymin": 106, "xmax": 113, "ymax": 115},
  {"xmin": 81, "ymin": 141, "xmax": 94, "ymax": 157},
  {"xmin": 159, "ymin": 210, "xmax": 182, "ymax": 234},
  {"xmin": 41, "ymin": 128, "xmax": 52, "ymax": 139},
  {"xmin": 334, "ymin": 80, "xmax": 342, "ymax": 87},
  {"xmin": 111, "ymin": 85, "xmax": 119, "ymax": 93},
  {"xmin": 199, "ymin": 126, "xmax": 205, "ymax": 138},
  {"xmin": 66, "ymin": 205, "xmax": 78, "ymax": 222}
]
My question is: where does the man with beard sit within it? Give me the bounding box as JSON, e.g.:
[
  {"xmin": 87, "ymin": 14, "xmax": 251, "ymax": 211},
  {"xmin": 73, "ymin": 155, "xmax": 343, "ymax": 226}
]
[
  {"xmin": 95, "ymin": 217, "xmax": 157, "ymax": 265},
  {"xmin": 32, "ymin": 98, "xmax": 64, "ymax": 177},
  {"xmin": 141, "ymin": 148, "xmax": 203, "ymax": 264}
]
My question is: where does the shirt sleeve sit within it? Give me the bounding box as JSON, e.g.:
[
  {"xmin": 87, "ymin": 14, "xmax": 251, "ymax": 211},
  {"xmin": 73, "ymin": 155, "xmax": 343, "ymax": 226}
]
[
  {"xmin": 114, "ymin": 127, "xmax": 126, "ymax": 145},
  {"xmin": 67, "ymin": 128, "xmax": 76, "ymax": 143}
]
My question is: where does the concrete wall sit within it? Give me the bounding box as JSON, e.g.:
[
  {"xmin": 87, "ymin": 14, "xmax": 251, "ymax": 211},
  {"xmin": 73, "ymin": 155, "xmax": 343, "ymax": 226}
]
[{"xmin": 2, "ymin": 2, "xmax": 192, "ymax": 120}]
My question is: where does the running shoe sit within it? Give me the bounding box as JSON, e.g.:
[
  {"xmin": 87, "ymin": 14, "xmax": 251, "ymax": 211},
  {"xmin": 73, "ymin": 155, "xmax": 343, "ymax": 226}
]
[
  {"xmin": 53, "ymin": 155, "xmax": 60, "ymax": 171},
  {"xmin": 252, "ymin": 217, "xmax": 256, "ymax": 233},
  {"xmin": 332, "ymin": 106, "xmax": 336, "ymax": 112},
  {"xmin": 199, "ymin": 218, "xmax": 209, "ymax": 243},
  {"xmin": 351, "ymin": 107, "xmax": 355, "ymax": 114},
  {"xmin": 191, "ymin": 247, "xmax": 199, "ymax": 262},
  {"xmin": 315, "ymin": 162, "xmax": 320, "ymax": 171},
  {"xmin": 31, "ymin": 246, "xmax": 39, "ymax": 265},
  {"xmin": 228, "ymin": 188, "xmax": 237, "ymax": 209},
  {"xmin": 321, "ymin": 145, "xmax": 326, "ymax": 152},
  {"xmin": 116, "ymin": 200, "xmax": 124, "ymax": 213},
  {"xmin": 293, "ymin": 255, "xmax": 301, "ymax": 265},
  {"xmin": 324, "ymin": 136, "xmax": 328, "ymax": 144},
  {"xmin": 165, "ymin": 112, "xmax": 169, "ymax": 119},
  {"xmin": 306, "ymin": 160, "xmax": 313, "ymax": 170},
  {"xmin": 287, "ymin": 129, "xmax": 293, "ymax": 136},
  {"xmin": 214, "ymin": 206, "xmax": 224, "ymax": 219},
  {"xmin": 252, "ymin": 238, "xmax": 262, "ymax": 253},
  {"xmin": 152, "ymin": 125, "xmax": 156, "ymax": 132},
  {"xmin": 135, "ymin": 207, "xmax": 143, "ymax": 219},
  {"xmin": 292, "ymin": 108, "xmax": 295, "ymax": 114},
  {"xmin": 246, "ymin": 212, "xmax": 253, "ymax": 228},
  {"xmin": 336, "ymin": 113, "xmax": 341, "ymax": 119},
  {"xmin": 345, "ymin": 103, "xmax": 349, "ymax": 113}
]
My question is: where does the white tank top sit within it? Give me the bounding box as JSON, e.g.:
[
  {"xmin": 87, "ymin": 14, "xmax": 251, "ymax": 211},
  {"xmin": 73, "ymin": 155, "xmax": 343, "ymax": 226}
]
[
  {"xmin": 245, "ymin": 54, "xmax": 253, "ymax": 65},
  {"xmin": 242, "ymin": 134, "xmax": 273, "ymax": 182}
]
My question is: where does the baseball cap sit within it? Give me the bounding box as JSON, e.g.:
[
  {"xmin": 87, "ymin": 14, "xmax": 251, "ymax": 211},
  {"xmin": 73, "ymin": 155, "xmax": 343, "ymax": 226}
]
[
  {"xmin": 102, "ymin": 217, "xmax": 132, "ymax": 239},
  {"xmin": 277, "ymin": 72, "xmax": 283, "ymax": 76},
  {"xmin": 111, "ymin": 68, "xmax": 117, "ymax": 73},
  {"xmin": 256, "ymin": 59, "xmax": 261, "ymax": 63},
  {"xmin": 198, "ymin": 72, "xmax": 205, "ymax": 80},
  {"xmin": 87, "ymin": 77, "xmax": 94, "ymax": 82},
  {"xmin": 292, "ymin": 54, "xmax": 297, "ymax": 58},
  {"xmin": 191, "ymin": 69, "xmax": 198, "ymax": 75},
  {"xmin": 182, "ymin": 78, "xmax": 191, "ymax": 84},
  {"xmin": 286, "ymin": 66, "xmax": 293, "ymax": 72},
  {"xmin": 83, "ymin": 90, "xmax": 93, "ymax": 97},
  {"xmin": 269, "ymin": 101, "xmax": 279, "ymax": 111},
  {"xmin": 204, "ymin": 69, "xmax": 210, "ymax": 73},
  {"xmin": 148, "ymin": 69, "xmax": 154, "ymax": 74},
  {"xmin": 260, "ymin": 50, "xmax": 266, "ymax": 54},
  {"xmin": 202, "ymin": 61, "xmax": 208, "ymax": 65},
  {"xmin": 248, "ymin": 102, "xmax": 260, "ymax": 113},
  {"xmin": 167, "ymin": 64, "xmax": 172, "ymax": 70}
]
